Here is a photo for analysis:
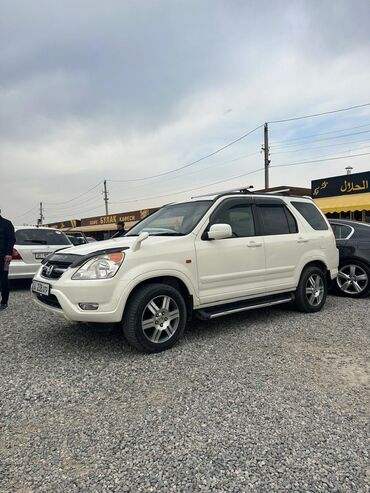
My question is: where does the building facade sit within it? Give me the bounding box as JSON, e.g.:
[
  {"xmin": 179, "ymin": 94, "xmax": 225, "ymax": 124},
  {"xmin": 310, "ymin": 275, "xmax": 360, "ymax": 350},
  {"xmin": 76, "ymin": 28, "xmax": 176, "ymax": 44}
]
[{"xmin": 312, "ymin": 171, "xmax": 370, "ymax": 223}]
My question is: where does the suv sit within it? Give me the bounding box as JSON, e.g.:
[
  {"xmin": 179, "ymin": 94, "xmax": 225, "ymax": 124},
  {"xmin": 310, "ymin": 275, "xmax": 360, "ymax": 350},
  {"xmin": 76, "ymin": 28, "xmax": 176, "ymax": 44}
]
[{"xmin": 32, "ymin": 191, "xmax": 339, "ymax": 353}]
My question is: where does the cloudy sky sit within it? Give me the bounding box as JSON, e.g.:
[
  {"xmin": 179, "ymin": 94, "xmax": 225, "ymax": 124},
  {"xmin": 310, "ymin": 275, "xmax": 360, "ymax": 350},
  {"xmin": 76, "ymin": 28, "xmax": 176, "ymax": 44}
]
[{"xmin": 1, "ymin": 0, "xmax": 370, "ymax": 224}]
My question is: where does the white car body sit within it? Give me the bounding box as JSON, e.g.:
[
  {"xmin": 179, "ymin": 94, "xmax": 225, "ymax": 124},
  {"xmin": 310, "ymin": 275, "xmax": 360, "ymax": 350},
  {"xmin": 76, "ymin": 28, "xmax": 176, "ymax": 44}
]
[
  {"xmin": 31, "ymin": 194, "xmax": 339, "ymax": 324},
  {"xmin": 9, "ymin": 226, "xmax": 72, "ymax": 280}
]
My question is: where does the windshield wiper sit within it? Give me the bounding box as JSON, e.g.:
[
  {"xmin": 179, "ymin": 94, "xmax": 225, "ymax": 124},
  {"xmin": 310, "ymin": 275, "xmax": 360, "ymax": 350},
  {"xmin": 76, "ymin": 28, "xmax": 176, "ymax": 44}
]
[
  {"xmin": 151, "ymin": 232, "xmax": 185, "ymax": 236},
  {"xmin": 22, "ymin": 239, "xmax": 48, "ymax": 244}
]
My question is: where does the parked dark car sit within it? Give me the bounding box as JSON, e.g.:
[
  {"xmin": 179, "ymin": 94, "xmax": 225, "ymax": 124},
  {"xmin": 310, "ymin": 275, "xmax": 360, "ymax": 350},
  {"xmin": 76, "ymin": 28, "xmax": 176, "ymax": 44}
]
[{"xmin": 329, "ymin": 219, "xmax": 370, "ymax": 298}]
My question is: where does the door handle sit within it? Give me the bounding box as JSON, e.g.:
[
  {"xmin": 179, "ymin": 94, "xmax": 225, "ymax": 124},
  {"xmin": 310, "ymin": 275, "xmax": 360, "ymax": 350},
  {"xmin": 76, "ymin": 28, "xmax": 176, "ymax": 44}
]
[
  {"xmin": 247, "ymin": 241, "xmax": 263, "ymax": 247},
  {"xmin": 297, "ymin": 237, "xmax": 309, "ymax": 243}
]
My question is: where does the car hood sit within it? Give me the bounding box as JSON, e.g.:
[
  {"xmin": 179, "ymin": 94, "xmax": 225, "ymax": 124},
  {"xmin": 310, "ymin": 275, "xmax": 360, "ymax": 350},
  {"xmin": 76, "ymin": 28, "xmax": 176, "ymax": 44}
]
[{"xmin": 58, "ymin": 235, "xmax": 184, "ymax": 256}]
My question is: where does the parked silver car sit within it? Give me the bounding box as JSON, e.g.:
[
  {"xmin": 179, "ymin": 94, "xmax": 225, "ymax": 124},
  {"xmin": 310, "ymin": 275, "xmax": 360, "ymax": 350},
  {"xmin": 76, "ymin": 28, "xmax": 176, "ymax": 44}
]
[{"xmin": 9, "ymin": 227, "xmax": 72, "ymax": 279}]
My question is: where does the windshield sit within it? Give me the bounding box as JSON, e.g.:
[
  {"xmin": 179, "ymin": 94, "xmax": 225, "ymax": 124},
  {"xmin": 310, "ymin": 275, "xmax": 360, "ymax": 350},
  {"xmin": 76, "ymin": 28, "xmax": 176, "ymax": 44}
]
[
  {"xmin": 15, "ymin": 229, "xmax": 71, "ymax": 246},
  {"xmin": 126, "ymin": 201, "xmax": 212, "ymax": 236}
]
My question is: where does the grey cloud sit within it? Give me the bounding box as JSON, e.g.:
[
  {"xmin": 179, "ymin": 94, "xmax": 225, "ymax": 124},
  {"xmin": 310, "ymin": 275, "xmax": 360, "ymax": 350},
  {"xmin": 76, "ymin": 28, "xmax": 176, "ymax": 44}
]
[{"xmin": 1, "ymin": 0, "xmax": 370, "ymax": 222}]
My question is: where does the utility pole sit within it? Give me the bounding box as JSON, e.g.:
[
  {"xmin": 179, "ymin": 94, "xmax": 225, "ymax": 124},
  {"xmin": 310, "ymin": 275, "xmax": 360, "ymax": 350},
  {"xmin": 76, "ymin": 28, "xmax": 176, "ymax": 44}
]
[
  {"xmin": 262, "ymin": 123, "xmax": 270, "ymax": 190},
  {"xmin": 38, "ymin": 202, "xmax": 44, "ymax": 226},
  {"xmin": 103, "ymin": 180, "xmax": 109, "ymax": 215}
]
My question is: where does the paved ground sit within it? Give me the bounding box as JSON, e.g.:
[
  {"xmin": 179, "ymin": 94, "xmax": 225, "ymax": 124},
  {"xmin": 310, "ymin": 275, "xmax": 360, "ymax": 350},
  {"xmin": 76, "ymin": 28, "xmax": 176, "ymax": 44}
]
[{"xmin": 0, "ymin": 282, "xmax": 369, "ymax": 493}]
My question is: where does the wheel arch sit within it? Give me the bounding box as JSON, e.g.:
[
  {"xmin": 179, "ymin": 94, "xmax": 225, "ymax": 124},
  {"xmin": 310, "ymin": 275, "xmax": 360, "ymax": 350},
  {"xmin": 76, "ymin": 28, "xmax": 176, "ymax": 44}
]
[
  {"xmin": 301, "ymin": 260, "xmax": 331, "ymax": 285},
  {"xmin": 125, "ymin": 276, "xmax": 194, "ymax": 321},
  {"xmin": 338, "ymin": 255, "xmax": 370, "ymax": 268}
]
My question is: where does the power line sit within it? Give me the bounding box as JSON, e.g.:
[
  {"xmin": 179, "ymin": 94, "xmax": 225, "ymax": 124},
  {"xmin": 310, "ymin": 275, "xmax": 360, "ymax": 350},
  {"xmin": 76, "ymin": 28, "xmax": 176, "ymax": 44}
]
[
  {"xmin": 270, "ymin": 129, "xmax": 370, "ymax": 149},
  {"xmin": 270, "ymin": 122, "xmax": 370, "ymax": 145},
  {"xmin": 271, "ymin": 151, "xmax": 370, "ymax": 169},
  {"xmin": 13, "ymin": 203, "xmax": 39, "ymax": 218},
  {"xmin": 108, "ymin": 125, "xmax": 264, "ymax": 183},
  {"xmin": 43, "ymin": 181, "xmax": 103, "ymax": 205},
  {"xmin": 109, "ymin": 167, "xmax": 265, "ymax": 206},
  {"xmin": 270, "ymin": 138, "xmax": 370, "ymax": 155},
  {"xmin": 268, "ymin": 102, "xmax": 370, "ymax": 124},
  {"xmin": 108, "ymin": 149, "xmax": 261, "ymax": 195},
  {"xmin": 45, "ymin": 192, "xmax": 101, "ymax": 211}
]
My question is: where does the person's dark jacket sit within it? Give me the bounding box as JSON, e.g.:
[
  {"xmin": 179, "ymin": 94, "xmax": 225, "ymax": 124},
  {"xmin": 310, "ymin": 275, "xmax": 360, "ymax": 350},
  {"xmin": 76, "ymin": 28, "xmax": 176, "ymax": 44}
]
[{"xmin": 0, "ymin": 216, "xmax": 16, "ymax": 255}]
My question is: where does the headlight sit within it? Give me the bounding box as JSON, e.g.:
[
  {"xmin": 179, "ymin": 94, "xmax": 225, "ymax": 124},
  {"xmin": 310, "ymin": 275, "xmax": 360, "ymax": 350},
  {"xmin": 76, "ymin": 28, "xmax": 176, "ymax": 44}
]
[{"xmin": 72, "ymin": 252, "xmax": 125, "ymax": 280}]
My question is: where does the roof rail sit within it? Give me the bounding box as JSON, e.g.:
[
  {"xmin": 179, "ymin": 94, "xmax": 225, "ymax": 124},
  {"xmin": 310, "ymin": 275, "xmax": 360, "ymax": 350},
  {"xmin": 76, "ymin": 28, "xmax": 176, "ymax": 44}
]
[{"xmin": 192, "ymin": 185, "xmax": 254, "ymax": 199}]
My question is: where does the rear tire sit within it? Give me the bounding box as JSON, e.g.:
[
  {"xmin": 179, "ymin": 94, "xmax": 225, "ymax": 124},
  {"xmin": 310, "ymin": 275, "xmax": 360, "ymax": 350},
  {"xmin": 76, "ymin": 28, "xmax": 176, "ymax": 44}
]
[
  {"xmin": 334, "ymin": 260, "xmax": 370, "ymax": 298},
  {"xmin": 122, "ymin": 283, "xmax": 187, "ymax": 353},
  {"xmin": 294, "ymin": 266, "xmax": 327, "ymax": 313}
]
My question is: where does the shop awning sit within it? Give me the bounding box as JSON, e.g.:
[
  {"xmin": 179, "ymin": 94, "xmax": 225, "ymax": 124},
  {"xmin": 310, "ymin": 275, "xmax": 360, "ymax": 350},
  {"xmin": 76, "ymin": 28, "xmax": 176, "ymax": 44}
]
[
  {"xmin": 314, "ymin": 192, "xmax": 370, "ymax": 213},
  {"xmin": 66, "ymin": 221, "xmax": 138, "ymax": 233}
]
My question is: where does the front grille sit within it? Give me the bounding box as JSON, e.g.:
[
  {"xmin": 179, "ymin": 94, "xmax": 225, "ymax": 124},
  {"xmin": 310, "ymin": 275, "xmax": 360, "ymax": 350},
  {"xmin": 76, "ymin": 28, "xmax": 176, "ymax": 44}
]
[
  {"xmin": 41, "ymin": 260, "xmax": 73, "ymax": 279},
  {"xmin": 36, "ymin": 293, "xmax": 62, "ymax": 309}
]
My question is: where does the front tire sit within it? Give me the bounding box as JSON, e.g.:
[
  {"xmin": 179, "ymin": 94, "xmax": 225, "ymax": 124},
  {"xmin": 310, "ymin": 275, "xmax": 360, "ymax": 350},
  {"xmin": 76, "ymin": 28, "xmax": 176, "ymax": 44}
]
[
  {"xmin": 122, "ymin": 284, "xmax": 187, "ymax": 353},
  {"xmin": 294, "ymin": 266, "xmax": 327, "ymax": 313}
]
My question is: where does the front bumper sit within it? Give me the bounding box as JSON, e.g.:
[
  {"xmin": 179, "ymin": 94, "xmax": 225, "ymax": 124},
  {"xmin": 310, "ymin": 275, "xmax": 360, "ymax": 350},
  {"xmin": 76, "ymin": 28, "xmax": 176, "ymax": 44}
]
[{"xmin": 31, "ymin": 272, "xmax": 132, "ymax": 323}]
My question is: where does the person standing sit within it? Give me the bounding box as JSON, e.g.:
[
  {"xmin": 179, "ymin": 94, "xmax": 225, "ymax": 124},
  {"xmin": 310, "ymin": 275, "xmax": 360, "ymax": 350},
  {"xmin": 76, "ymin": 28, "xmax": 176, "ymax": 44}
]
[
  {"xmin": 0, "ymin": 212, "xmax": 16, "ymax": 310},
  {"xmin": 112, "ymin": 221, "xmax": 126, "ymax": 238}
]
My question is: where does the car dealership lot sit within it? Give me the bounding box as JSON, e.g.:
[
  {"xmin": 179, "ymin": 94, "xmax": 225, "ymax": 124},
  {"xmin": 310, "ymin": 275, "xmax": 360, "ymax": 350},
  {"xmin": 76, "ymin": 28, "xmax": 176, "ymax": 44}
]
[{"xmin": 1, "ymin": 284, "xmax": 369, "ymax": 492}]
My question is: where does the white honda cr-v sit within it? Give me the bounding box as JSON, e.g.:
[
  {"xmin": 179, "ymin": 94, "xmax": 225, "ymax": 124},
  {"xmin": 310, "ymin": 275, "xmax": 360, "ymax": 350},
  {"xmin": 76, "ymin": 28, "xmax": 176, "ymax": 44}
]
[{"xmin": 32, "ymin": 190, "xmax": 339, "ymax": 353}]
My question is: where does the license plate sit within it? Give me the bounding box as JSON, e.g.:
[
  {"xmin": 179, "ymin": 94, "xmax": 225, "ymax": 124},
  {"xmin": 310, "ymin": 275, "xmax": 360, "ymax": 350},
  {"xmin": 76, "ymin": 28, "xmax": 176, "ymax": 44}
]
[
  {"xmin": 32, "ymin": 281, "xmax": 50, "ymax": 296},
  {"xmin": 35, "ymin": 252, "xmax": 50, "ymax": 260}
]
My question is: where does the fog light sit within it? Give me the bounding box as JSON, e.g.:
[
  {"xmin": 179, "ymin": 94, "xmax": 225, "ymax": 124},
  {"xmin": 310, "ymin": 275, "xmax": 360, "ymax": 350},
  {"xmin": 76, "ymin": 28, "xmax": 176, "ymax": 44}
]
[{"xmin": 79, "ymin": 303, "xmax": 99, "ymax": 310}]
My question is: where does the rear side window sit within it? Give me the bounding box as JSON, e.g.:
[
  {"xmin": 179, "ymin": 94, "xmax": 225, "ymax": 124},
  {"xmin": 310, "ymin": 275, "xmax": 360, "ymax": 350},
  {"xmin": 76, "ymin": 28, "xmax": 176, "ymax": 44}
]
[
  {"xmin": 15, "ymin": 229, "xmax": 70, "ymax": 245},
  {"xmin": 258, "ymin": 204, "xmax": 298, "ymax": 235},
  {"xmin": 291, "ymin": 202, "xmax": 328, "ymax": 231},
  {"xmin": 333, "ymin": 224, "xmax": 353, "ymax": 240}
]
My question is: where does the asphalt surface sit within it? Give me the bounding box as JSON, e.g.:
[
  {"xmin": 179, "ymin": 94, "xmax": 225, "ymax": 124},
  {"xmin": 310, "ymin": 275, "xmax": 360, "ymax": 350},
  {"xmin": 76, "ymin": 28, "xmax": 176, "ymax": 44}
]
[{"xmin": 0, "ymin": 281, "xmax": 369, "ymax": 493}]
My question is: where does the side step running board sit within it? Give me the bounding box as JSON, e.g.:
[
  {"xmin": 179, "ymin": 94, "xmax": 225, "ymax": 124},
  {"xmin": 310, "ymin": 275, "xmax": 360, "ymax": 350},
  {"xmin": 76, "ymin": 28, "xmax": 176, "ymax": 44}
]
[{"xmin": 195, "ymin": 293, "xmax": 295, "ymax": 320}]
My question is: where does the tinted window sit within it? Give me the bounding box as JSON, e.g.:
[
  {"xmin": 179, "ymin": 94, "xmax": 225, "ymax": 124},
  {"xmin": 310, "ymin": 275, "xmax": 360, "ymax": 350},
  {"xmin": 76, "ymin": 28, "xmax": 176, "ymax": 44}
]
[
  {"xmin": 16, "ymin": 229, "xmax": 70, "ymax": 245},
  {"xmin": 333, "ymin": 224, "xmax": 353, "ymax": 240},
  {"xmin": 284, "ymin": 207, "xmax": 299, "ymax": 233},
  {"xmin": 291, "ymin": 202, "xmax": 328, "ymax": 230},
  {"xmin": 258, "ymin": 204, "xmax": 295, "ymax": 235},
  {"xmin": 212, "ymin": 203, "xmax": 255, "ymax": 237}
]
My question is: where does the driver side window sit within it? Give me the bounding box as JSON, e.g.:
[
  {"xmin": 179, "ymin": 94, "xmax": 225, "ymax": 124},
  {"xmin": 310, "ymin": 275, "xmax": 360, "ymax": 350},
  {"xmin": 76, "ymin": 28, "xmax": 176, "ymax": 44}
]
[{"xmin": 212, "ymin": 203, "xmax": 256, "ymax": 238}]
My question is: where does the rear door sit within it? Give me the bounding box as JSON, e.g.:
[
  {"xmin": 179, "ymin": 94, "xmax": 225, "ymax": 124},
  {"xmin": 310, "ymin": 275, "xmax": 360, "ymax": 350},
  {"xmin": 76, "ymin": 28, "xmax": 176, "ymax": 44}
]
[
  {"xmin": 195, "ymin": 197, "xmax": 266, "ymax": 304},
  {"xmin": 254, "ymin": 198, "xmax": 304, "ymax": 292}
]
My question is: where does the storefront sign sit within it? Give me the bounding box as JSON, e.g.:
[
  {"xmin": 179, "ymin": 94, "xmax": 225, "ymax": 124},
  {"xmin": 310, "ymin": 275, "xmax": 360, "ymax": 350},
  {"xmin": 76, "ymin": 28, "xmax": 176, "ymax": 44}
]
[
  {"xmin": 81, "ymin": 208, "xmax": 157, "ymax": 227},
  {"xmin": 43, "ymin": 219, "xmax": 81, "ymax": 229},
  {"xmin": 312, "ymin": 171, "xmax": 370, "ymax": 198}
]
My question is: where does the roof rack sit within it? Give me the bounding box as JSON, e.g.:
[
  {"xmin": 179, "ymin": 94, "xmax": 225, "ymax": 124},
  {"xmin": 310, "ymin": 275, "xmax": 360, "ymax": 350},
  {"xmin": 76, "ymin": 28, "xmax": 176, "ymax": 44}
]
[{"xmin": 192, "ymin": 186, "xmax": 254, "ymax": 199}]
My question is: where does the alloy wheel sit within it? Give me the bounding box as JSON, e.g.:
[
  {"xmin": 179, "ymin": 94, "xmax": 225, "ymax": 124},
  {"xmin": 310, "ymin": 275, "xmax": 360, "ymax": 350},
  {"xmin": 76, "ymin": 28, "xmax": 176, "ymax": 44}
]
[
  {"xmin": 141, "ymin": 295, "xmax": 180, "ymax": 343},
  {"xmin": 305, "ymin": 274, "xmax": 325, "ymax": 306},
  {"xmin": 337, "ymin": 264, "xmax": 368, "ymax": 295}
]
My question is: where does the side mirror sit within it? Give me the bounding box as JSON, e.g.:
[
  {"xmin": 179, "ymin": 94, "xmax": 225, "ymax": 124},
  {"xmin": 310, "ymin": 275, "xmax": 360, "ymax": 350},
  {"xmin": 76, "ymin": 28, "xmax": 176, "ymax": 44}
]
[{"xmin": 207, "ymin": 223, "xmax": 232, "ymax": 240}]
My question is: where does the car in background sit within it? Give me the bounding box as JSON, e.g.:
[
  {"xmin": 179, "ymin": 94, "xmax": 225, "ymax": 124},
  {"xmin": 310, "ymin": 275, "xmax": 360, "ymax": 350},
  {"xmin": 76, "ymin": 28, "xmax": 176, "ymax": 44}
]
[
  {"xmin": 329, "ymin": 219, "xmax": 370, "ymax": 298},
  {"xmin": 67, "ymin": 234, "xmax": 88, "ymax": 246},
  {"xmin": 9, "ymin": 227, "xmax": 72, "ymax": 280},
  {"xmin": 67, "ymin": 232, "xmax": 97, "ymax": 244}
]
